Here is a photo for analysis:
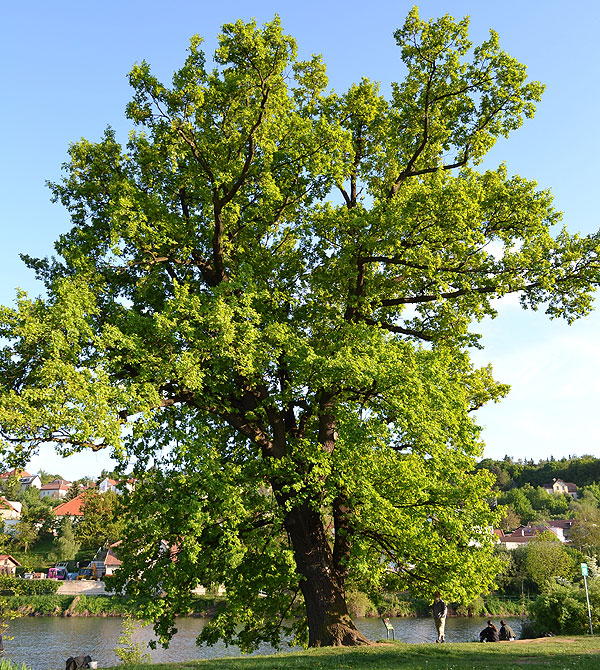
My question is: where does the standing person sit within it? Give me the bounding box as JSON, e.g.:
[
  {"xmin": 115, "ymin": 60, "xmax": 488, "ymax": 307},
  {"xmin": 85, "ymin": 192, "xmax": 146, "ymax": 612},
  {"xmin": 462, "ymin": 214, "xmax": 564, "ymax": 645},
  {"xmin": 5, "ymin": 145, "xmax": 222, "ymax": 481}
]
[
  {"xmin": 479, "ymin": 620, "xmax": 499, "ymax": 642},
  {"xmin": 432, "ymin": 592, "xmax": 448, "ymax": 643},
  {"xmin": 499, "ymin": 619, "xmax": 516, "ymax": 641}
]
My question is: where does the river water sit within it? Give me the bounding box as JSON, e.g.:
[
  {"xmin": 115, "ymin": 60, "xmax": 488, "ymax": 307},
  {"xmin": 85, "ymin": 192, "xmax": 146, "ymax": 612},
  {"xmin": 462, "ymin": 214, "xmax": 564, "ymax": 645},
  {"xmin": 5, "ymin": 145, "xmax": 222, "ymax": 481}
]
[{"xmin": 3, "ymin": 616, "xmax": 524, "ymax": 669}]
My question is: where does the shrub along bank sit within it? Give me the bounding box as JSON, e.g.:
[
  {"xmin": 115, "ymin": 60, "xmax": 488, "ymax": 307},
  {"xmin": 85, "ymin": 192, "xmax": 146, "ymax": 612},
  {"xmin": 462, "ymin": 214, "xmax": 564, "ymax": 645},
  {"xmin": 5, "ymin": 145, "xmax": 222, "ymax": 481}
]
[
  {"xmin": 0, "ymin": 586, "xmax": 529, "ymax": 619},
  {"xmin": 0, "ymin": 594, "xmax": 225, "ymax": 618},
  {"xmin": 0, "ymin": 576, "xmax": 60, "ymax": 596},
  {"xmin": 6, "ymin": 586, "xmax": 597, "ymax": 639},
  {"xmin": 346, "ymin": 591, "xmax": 530, "ymax": 618}
]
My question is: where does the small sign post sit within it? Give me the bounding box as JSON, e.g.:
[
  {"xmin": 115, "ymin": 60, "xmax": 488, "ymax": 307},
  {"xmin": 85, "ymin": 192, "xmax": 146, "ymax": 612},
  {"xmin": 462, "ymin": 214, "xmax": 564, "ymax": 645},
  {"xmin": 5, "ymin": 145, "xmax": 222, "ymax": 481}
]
[
  {"xmin": 581, "ymin": 563, "xmax": 594, "ymax": 635},
  {"xmin": 382, "ymin": 617, "xmax": 395, "ymax": 641}
]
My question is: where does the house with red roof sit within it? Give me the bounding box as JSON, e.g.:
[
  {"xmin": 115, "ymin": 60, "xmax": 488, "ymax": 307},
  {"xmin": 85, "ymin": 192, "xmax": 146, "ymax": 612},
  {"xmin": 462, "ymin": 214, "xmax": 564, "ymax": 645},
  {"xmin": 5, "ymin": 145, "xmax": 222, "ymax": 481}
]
[
  {"xmin": 93, "ymin": 542, "xmax": 123, "ymax": 577},
  {"xmin": 40, "ymin": 479, "xmax": 71, "ymax": 500},
  {"xmin": 97, "ymin": 477, "xmax": 135, "ymax": 494},
  {"xmin": 0, "ymin": 470, "xmax": 42, "ymax": 493},
  {"xmin": 0, "ymin": 469, "xmax": 30, "ymax": 480},
  {"xmin": 98, "ymin": 477, "xmax": 119, "ymax": 494},
  {"xmin": 104, "ymin": 547, "xmax": 122, "ymax": 576},
  {"xmin": 496, "ymin": 520, "xmax": 575, "ymax": 550},
  {"xmin": 54, "ymin": 494, "xmax": 86, "ymax": 520}
]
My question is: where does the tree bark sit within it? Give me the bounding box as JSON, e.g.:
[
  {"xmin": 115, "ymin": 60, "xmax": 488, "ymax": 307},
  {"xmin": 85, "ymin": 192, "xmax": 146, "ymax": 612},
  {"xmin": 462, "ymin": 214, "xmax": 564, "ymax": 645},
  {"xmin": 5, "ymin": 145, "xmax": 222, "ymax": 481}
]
[{"xmin": 283, "ymin": 501, "xmax": 370, "ymax": 647}]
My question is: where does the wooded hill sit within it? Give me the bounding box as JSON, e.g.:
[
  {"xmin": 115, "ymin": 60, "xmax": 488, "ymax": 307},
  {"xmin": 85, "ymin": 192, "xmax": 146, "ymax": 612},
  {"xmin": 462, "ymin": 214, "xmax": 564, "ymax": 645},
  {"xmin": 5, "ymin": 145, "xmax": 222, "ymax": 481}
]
[{"xmin": 477, "ymin": 455, "xmax": 600, "ymax": 492}]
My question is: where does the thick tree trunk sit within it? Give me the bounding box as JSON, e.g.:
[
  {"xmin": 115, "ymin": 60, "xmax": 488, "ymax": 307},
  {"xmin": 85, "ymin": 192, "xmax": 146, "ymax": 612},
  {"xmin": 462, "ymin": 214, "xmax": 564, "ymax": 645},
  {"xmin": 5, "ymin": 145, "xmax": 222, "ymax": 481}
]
[{"xmin": 284, "ymin": 501, "xmax": 370, "ymax": 647}]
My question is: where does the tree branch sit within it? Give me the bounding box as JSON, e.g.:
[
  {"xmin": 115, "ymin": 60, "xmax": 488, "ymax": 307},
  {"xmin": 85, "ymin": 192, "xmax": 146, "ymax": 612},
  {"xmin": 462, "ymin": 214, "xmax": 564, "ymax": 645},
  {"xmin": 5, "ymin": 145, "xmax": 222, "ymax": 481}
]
[{"xmin": 362, "ymin": 318, "xmax": 434, "ymax": 341}]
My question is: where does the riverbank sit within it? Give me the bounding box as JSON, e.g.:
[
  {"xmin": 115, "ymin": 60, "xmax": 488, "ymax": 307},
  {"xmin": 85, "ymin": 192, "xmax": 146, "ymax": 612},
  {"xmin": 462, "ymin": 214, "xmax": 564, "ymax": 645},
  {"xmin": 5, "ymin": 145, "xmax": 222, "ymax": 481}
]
[
  {"xmin": 3, "ymin": 594, "xmax": 224, "ymax": 618},
  {"xmin": 96, "ymin": 636, "xmax": 600, "ymax": 670},
  {"xmin": 2, "ymin": 589, "xmax": 529, "ymax": 618},
  {"xmin": 346, "ymin": 591, "xmax": 529, "ymax": 618}
]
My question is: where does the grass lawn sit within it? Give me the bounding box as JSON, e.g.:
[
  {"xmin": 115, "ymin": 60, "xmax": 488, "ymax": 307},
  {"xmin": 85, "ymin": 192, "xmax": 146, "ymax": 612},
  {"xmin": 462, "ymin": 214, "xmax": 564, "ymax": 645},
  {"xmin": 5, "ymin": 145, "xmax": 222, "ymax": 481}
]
[{"xmin": 103, "ymin": 636, "xmax": 600, "ymax": 670}]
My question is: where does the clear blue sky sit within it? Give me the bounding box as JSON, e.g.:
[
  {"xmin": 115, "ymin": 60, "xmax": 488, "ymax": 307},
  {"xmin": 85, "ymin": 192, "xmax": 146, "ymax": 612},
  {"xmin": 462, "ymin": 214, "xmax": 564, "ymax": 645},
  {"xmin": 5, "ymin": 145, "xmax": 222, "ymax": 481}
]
[{"xmin": 1, "ymin": 1, "xmax": 598, "ymax": 479}]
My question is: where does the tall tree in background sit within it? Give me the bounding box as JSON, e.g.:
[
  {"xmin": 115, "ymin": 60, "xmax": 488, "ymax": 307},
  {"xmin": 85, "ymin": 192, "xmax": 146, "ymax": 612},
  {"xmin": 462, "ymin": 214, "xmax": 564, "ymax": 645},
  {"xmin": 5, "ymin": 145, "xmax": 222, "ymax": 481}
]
[
  {"xmin": 0, "ymin": 9, "xmax": 599, "ymax": 648},
  {"xmin": 14, "ymin": 518, "xmax": 38, "ymax": 554},
  {"xmin": 525, "ymin": 531, "xmax": 576, "ymax": 589},
  {"xmin": 75, "ymin": 490, "xmax": 123, "ymax": 549},
  {"xmin": 49, "ymin": 517, "xmax": 80, "ymax": 562},
  {"xmin": 37, "ymin": 471, "xmax": 65, "ymax": 485},
  {"xmin": 0, "ymin": 475, "xmax": 21, "ymax": 501},
  {"xmin": 19, "ymin": 496, "xmax": 56, "ymax": 542},
  {"xmin": 65, "ymin": 482, "xmax": 82, "ymax": 501}
]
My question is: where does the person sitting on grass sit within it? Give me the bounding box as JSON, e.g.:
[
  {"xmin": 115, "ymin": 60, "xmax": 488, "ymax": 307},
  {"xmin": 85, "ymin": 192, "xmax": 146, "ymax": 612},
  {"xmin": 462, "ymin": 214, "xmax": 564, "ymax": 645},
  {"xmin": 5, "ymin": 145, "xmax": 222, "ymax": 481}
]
[
  {"xmin": 499, "ymin": 620, "xmax": 516, "ymax": 641},
  {"xmin": 479, "ymin": 620, "xmax": 499, "ymax": 642}
]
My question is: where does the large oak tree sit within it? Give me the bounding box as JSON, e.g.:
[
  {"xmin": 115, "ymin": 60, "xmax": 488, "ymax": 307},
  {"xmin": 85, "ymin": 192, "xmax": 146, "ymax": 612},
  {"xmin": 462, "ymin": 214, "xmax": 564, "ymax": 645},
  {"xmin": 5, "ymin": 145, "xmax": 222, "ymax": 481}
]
[{"xmin": 1, "ymin": 9, "xmax": 599, "ymax": 648}]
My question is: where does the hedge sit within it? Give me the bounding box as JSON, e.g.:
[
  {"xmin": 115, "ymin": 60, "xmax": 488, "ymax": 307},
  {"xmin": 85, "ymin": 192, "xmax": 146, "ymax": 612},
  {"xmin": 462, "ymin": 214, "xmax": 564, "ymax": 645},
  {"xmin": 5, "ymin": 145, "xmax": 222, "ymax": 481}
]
[{"xmin": 0, "ymin": 576, "xmax": 60, "ymax": 595}]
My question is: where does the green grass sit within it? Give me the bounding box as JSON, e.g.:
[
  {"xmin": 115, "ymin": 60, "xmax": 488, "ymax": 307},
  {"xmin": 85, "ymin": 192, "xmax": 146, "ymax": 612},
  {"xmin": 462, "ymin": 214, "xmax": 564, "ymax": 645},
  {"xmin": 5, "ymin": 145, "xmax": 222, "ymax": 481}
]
[{"xmin": 100, "ymin": 636, "xmax": 600, "ymax": 670}]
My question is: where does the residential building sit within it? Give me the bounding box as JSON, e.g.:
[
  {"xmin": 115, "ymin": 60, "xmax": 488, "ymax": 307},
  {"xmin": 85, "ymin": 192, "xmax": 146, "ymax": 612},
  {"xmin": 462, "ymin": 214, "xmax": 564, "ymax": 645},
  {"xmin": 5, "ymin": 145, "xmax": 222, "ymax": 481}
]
[
  {"xmin": 495, "ymin": 520, "xmax": 575, "ymax": 550},
  {"xmin": 97, "ymin": 477, "xmax": 135, "ymax": 494},
  {"xmin": 0, "ymin": 469, "xmax": 29, "ymax": 482},
  {"xmin": 0, "ymin": 555, "xmax": 21, "ymax": 575},
  {"xmin": 39, "ymin": 479, "xmax": 71, "ymax": 499},
  {"xmin": 542, "ymin": 478, "xmax": 578, "ymax": 498},
  {"xmin": 18, "ymin": 474, "xmax": 42, "ymax": 493},
  {"xmin": 54, "ymin": 494, "xmax": 86, "ymax": 521},
  {"xmin": 93, "ymin": 542, "xmax": 123, "ymax": 577},
  {"xmin": 0, "ymin": 497, "xmax": 22, "ymax": 534},
  {"xmin": 97, "ymin": 477, "xmax": 119, "ymax": 494},
  {"xmin": 0, "ymin": 470, "xmax": 41, "ymax": 493},
  {"xmin": 104, "ymin": 548, "xmax": 122, "ymax": 576}
]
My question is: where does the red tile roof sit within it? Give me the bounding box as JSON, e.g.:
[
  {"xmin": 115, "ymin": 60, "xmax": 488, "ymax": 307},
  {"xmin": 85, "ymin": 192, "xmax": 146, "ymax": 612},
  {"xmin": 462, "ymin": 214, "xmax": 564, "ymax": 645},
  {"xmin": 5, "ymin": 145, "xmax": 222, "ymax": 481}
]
[
  {"xmin": 54, "ymin": 494, "xmax": 86, "ymax": 517},
  {"xmin": 0, "ymin": 497, "xmax": 20, "ymax": 513},
  {"xmin": 105, "ymin": 550, "xmax": 122, "ymax": 567},
  {"xmin": 40, "ymin": 479, "xmax": 71, "ymax": 490},
  {"xmin": 0, "ymin": 470, "xmax": 31, "ymax": 479},
  {"xmin": 497, "ymin": 521, "xmax": 575, "ymax": 545}
]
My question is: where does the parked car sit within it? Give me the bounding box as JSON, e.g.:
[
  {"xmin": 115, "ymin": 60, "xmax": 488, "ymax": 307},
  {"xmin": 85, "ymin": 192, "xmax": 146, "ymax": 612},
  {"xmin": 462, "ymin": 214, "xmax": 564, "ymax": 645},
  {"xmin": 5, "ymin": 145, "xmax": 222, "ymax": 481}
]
[{"xmin": 48, "ymin": 566, "xmax": 68, "ymax": 580}]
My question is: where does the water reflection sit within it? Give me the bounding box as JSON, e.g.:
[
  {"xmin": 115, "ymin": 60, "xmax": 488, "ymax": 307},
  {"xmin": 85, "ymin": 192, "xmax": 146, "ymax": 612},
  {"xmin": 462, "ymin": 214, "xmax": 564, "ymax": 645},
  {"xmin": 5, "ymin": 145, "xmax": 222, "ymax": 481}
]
[
  {"xmin": 356, "ymin": 615, "xmax": 524, "ymax": 644},
  {"xmin": 4, "ymin": 616, "xmax": 524, "ymax": 669}
]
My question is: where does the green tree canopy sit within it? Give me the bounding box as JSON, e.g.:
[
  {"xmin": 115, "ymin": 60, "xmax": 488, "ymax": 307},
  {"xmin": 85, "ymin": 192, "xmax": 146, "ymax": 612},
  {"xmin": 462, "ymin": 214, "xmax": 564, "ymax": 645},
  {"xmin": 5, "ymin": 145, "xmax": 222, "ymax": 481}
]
[
  {"xmin": 14, "ymin": 518, "xmax": 39, "ymax": 554},
  {"xmin": 75, "ymin": 489, "xmax": 124, "ymax": 549},
  {"xmin": 49, "ymin": 517, "xmax": 81, "ymax": 562},
  {"xmin": 568, "ymin": 498, "xmax": 600, "ymax": 552},
  {"xmin": 18, "ymin": 494, "xmax": 56, "ymax": 545},
  {"xmin": 525, "ymin": 531, "xmax": 576, "ymax": 589},
  {"xmin": 499, "ymin": 488, "xmax": 538, "ymax": 524},
  {"xmin": 37, "ymin": 471, "xmax": 65, "ymax": 485},
  {"xmin": 65, "ymin": 482, "xmax": 82, "ymax": 501},
  {"xmin": 0, "ymin": 9, "xmax": 599, "ymax": 649},
  {"xmin": 0, "ymin": 475, "xmax": 22, "ymax": 501}
]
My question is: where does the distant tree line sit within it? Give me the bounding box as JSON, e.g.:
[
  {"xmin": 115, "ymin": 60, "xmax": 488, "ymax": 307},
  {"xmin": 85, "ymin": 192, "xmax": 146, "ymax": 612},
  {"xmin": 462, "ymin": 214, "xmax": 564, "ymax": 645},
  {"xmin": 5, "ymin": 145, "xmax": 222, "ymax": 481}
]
[{"xmin": 477, "ymin": 454, "xmax": 600, "ymax": 491}]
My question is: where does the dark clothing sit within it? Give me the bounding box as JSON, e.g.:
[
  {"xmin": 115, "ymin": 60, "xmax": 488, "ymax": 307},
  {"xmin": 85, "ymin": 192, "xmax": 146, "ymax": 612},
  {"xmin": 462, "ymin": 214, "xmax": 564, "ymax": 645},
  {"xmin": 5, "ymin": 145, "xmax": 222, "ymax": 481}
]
[
  {"xmin": 499, "ymin": 623, "xmax": 516, "ymax": 640},
  {"xmin": 65, "ymin": 656, "xmax": 92, "ymax": 670},
  {"xmin": 432, "ymin": 598, "xmax": 448, "ymax": 642},
  {"xmin": 479, "ymin": 626, "xmax": 499, "ymax": 642},
  {"xmin": 432, "ymin": 598, "xmax": 448, "ymax": 620}
]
